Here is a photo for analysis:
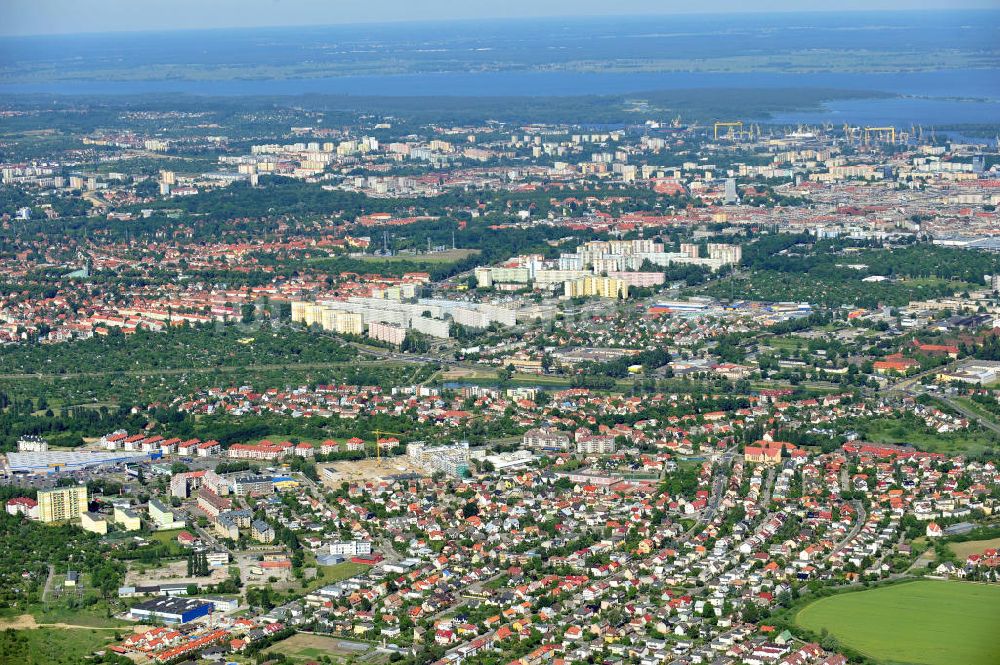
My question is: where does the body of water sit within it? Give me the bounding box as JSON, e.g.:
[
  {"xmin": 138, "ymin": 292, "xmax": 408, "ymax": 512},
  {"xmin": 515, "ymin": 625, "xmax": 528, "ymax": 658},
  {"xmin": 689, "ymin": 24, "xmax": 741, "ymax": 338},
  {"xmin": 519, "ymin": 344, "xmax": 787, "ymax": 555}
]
[
  {"xmin": 2, "ymin": 12, "xmax": 998, "ymax": 125},
  {"xmin": 2, "ymin": 69, "xmax": 996, "ymax": 126},
  {"xmin": 2, "ymin": 68, "xmax": 996, "ymax": 99}
]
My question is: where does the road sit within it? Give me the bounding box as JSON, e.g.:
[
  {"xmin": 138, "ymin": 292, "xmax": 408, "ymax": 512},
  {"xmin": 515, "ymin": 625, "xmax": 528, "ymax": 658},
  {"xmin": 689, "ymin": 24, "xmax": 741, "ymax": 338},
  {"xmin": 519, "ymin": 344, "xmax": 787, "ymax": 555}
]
[
  {"xmin": 40, "ymin": 564, "xmax": 55, "ymax": 603},
  {"xmin": 427, "ymin": 572, "xmax": 505, "ymax": 623},
  {"xmin": 872, "ymin": 353, "xmax": 1000, "ymax": 435},
  {"xmin": 183, "ymin": 508, "xmax": 232, "ymax": 554},
  {"xmin": 294, "ymin": 470, "xmax": 405, "ymax": 566},
  {"xmin": 935, "ymin": 394, "xmax": 1000, "ymax": 435},
  {"xmin": 761, "ymin": 467, "xmax": 777, "ymax": 505},
  {"xmin": 884, "ymin": 361, "xmax": 956, "ymax": 397},
  {"xmin": 438, "ymin": 445, "xmax": 740, "ymax": 662},
  {"xmin": 826, "ymin": 499, "xmax": 866, "ymax": 563},
  {"xmin": 686, "ymin": 445, "xmax": 738, "ymax": 537}
]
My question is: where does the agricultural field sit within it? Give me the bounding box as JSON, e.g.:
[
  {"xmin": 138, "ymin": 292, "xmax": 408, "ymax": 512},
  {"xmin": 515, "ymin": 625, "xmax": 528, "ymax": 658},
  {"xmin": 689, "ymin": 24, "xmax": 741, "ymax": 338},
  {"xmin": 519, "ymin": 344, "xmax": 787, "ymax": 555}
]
[
  {"xmin": 795, "ymin": 581, "xmax": 1000, "ymax": 665},
  {"xmin": 949, "ymin": 537, "xmax": 1000, "ymax": 560}
]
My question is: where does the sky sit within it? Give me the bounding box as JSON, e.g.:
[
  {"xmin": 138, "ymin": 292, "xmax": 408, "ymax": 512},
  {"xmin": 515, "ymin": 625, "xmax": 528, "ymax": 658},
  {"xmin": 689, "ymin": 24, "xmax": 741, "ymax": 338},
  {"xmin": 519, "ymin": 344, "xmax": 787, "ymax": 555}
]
[{"xmin": 2, "ymin": 0, "xmax": 996, "ymax": 36}]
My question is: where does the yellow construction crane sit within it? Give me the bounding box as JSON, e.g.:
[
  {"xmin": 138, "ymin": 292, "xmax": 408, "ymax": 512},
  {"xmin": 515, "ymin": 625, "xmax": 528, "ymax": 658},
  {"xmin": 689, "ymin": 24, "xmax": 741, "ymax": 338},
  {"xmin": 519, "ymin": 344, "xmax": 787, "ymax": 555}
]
[
  {"xmin": 714, "ymin": 121, "xmax": 743, "ymax": 140},
  {"xmin": 863, "ymin": 126, "xmax": 896, "ymax": 144}
]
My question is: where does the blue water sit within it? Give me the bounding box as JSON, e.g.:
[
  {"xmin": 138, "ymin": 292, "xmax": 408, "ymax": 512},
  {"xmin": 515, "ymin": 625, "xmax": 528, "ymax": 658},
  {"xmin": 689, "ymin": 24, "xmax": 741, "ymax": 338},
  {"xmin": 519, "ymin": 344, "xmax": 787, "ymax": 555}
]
[
  {"xmin": 772, "ymin": 96, "xmax": 1000, "ymax": 127},
  {"xmin": 1, "ymin": 12, "xmax": 998, "ymax": 124},
  {"xmin": 2, "ymin": 69, "xmax": 995, "ymax": 126},
  {"xmin": 2, "ymin": 68, "xmax": 996, "ymax": 99}
]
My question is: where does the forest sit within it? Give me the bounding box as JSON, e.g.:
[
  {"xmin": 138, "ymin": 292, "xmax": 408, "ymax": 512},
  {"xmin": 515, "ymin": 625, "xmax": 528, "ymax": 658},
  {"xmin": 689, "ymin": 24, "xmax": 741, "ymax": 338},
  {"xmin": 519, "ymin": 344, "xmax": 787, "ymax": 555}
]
[
  {"xmin": 0, "ymin": 323, "xmax": 355, "ymax": 376},
  {"xmin": 702, "ymin": 237, "xmax": 994, "ymax": 308}
]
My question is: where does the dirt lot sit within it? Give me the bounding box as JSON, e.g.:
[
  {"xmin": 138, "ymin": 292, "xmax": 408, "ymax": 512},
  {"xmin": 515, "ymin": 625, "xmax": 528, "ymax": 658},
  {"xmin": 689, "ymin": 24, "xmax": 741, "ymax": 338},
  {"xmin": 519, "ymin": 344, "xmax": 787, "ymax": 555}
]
[
  {"xmin": 319, "ymin": 457, "xmax": 423, "ymax": 486},
  {"xmin": 440, "ymin": 366, "xmax": 497, "ymax": 380},
  {"xmin": 0, "ymin": 615, "xmax": 147, "ymax": 631},
  {"xmin": 235, "ymin": 552, "xmax": 294, "ymax": 588},
  {"xmin": 353, "ymin": 247, "xmax": 479, "ymax": 263},
  {"xmin": 125, "ymin": 559, "xmax": 228, "ymax": 587}
]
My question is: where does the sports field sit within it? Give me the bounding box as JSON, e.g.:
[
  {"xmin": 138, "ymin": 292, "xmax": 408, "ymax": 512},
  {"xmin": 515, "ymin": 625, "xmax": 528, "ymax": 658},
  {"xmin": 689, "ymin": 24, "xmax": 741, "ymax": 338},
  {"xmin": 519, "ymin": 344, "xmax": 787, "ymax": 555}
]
[
  {"xmin": 266, "ymin": 633, "xmax": 371, "ymax": 662},
  {"xmin": 795, "ymin": 581, "xmax": 1000, "ymax": 665}
]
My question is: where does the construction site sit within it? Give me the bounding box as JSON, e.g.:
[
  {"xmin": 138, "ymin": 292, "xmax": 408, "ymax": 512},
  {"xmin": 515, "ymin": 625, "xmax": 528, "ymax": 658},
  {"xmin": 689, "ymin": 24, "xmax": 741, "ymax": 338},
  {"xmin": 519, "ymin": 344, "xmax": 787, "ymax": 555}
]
[{"xmin": 318, "ymin": 457, "xmax": 424, "ymax": 486}]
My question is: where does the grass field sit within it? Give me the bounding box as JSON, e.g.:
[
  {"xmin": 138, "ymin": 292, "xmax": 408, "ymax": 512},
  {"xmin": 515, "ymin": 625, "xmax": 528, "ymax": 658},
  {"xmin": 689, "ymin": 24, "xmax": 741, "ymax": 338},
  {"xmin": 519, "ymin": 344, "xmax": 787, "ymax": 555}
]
[
  {"xmin": 308, "ymin": 561, "xmax": 371, "ymax": 590},
  {"xmin": 266, "ymin": 633, "xmax": 371, "ymax": 663},
  {"xmin": 0, "ymin": 627, "xmax": 117, "ymax": 665},
  {"xmin": 318, "ymin": 562, "xmax": 371, "ymax": 582},
  {"xmin": 949, "ymin": 537, "xmax": 1000, "ymax": 560},
  {"xmin": 863, "ymin": 417, "xmax": 997, "ymax": 456},
  {"xmin": 31, "ymin": 603, "xmax": 129, "ymax": 628},
  {"xmin": 147, "ymin": 528, "xmax": 185, "ymax": 544},
  {"xmin": 795, "ymin": 581, "xmax": 1000, "ymax": 665},
  {"xmin": 301, "ymin": 561, "xmax": 372, "ymax": 594},
  {"xmin": 352, "ymin": 248, "xmax": 479, "ymax": 264}
]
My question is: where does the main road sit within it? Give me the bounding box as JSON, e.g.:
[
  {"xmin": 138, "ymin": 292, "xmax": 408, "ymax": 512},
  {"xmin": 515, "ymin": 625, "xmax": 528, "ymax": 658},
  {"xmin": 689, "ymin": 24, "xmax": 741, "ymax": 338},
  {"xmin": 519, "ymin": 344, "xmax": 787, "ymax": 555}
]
[{"xmin": 934, "ymin": 394, "xmax": 1000, "ymax": 435}]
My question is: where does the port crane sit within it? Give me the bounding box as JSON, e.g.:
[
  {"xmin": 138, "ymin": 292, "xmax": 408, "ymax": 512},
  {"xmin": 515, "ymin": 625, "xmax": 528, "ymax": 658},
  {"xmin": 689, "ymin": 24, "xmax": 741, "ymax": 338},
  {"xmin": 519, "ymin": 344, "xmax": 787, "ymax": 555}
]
[
  {"xmin": 713, "ymin": 121, "xmax": 743, "ymax": 140},
  {"xmin": 863, "ymin": 126, "xmax": 896, "ymax": 145}
]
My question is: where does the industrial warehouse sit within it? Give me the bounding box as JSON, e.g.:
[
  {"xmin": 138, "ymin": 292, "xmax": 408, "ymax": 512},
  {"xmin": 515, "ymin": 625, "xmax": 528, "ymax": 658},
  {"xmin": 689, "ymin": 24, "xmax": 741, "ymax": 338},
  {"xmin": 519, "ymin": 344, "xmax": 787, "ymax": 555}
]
[
  {"xmin": 128, "ymin": 597, "xmax": 214, "ymax": 624},
  {"xmin": 4, "ymin": 450, "xmax": 156, "ymax": 475}
]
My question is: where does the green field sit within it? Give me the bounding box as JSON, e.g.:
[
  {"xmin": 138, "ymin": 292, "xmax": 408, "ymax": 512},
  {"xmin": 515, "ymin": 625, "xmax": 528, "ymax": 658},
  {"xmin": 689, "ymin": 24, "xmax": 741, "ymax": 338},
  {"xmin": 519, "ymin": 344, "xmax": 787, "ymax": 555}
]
[
  {"xmin": 0, "ymin": 628, "xmax": 117, "ymax": 665},
  {"xmin": 31, "ymin": 603, "xmax": 129, "ymax": 628},
  {"xmin": 863, "ymin": 417, "xmax": 997, "ymax": 456},
  {"xmin": 795, "ymin": 581, "xmax": 1000, "ymax": 665},
  {"xmin": 300, "ymin": 561, "xmax": 372, "ymax": 595},
  {"xmin": 950, "ymin": 537, "xmax": 1000, "ymax": 560},
  {"xmin": 318, "ymin": 561, "xmax": 370, "ymax": 582},
  {"xmin": 265, "ymin": 632, "xmax": 371, "ymax": 663},
  {"xmin": 147, "ymin": 528, "xmax": 185, "ymax": 544}
]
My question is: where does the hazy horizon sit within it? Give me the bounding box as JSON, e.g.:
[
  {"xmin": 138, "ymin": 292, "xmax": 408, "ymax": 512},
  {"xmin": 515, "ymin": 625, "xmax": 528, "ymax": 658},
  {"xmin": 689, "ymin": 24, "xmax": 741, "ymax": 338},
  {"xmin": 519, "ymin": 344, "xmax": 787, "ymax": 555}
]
[{"xmin": 2, "ymin": 1, "xmax": 998, "ymax": 37}]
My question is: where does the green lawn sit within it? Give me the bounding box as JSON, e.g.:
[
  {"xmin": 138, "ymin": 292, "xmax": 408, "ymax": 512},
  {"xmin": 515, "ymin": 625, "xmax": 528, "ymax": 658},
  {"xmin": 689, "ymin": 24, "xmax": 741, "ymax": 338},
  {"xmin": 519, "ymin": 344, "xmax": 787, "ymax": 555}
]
[
  {"xmin": 147, "ymin": 528, "xmax": 186, "ymax": 544},
  {"xmin": 316, "ymin": 562, "xmax": 370, "ymax": 584},
  {"xmin": 762, "ymin": 336, "xmax": 807, "ymax": 351},
  {"xmin": 795, "ymin": 581, "xmax": 1000, "ymax": 665},
  {"xmin": 300, "ymin": 561, "xmax": 371, "ymax": 595},
  {"xmin": 0, "ymin": 628, "xmax": 117, "ymax": 665}
]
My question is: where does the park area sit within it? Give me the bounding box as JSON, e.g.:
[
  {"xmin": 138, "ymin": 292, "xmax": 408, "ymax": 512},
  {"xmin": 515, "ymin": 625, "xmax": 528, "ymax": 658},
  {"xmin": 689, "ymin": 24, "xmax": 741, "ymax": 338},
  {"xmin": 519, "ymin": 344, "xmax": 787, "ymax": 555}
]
[{"xmin": 795, "ymin": 580, "xmax": 1000, "ymax": 665}]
